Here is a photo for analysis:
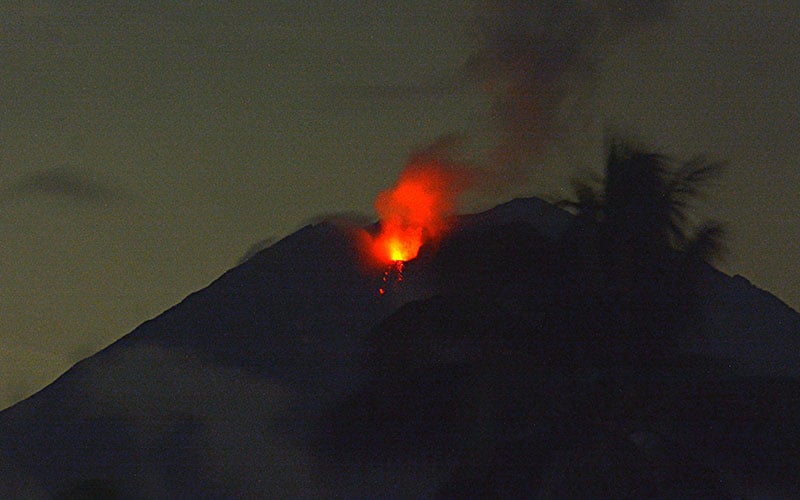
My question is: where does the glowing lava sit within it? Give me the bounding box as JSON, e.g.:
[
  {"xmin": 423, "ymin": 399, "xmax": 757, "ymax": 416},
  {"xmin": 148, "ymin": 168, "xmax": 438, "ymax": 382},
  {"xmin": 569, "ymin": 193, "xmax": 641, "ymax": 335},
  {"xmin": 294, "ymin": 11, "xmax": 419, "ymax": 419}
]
[
  {"xmin": 370, "ymin": 158, "xmax": 471, "ymax": 266},
  {"xmin": 378, "ymin": 260, "xmax": 404, "ymax": 296},
  {"xmin": 367, "ymin": 155, "xmax": 472, "ymax": 296}
]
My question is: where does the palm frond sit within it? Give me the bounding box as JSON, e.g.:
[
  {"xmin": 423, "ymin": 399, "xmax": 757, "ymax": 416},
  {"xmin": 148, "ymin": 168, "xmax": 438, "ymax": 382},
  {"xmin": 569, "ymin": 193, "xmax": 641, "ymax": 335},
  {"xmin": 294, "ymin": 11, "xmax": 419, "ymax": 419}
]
[
  {"xmin": 669, "ymin": 158, "xmax": 725, "ymax": 201},
  {"xmin": 561, "ymin": 138, "xmax": 726, "ymax": 262},
  {"xmin": 555, "ymin": 177, "xmax": 604, "ymax": 220},
  {"xmin": 684, "ymin": 222, "xmax": 726, "ymax": 263}
]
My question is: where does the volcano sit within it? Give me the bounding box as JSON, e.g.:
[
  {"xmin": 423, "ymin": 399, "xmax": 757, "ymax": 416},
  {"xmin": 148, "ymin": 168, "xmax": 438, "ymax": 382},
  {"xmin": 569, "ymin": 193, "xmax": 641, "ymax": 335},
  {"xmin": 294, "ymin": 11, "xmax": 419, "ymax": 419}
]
[{"xmin": 1, "ymin": 197, "xmax": 799, "ymax": 498}]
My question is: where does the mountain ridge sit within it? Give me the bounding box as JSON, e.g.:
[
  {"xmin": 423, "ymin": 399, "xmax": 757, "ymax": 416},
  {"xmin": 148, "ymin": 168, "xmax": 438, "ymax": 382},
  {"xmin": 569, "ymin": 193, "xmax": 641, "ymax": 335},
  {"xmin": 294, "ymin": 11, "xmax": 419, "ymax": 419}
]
[{"xmin": 1, "ymin": 196, "xmax": 798, "ymax": 497}]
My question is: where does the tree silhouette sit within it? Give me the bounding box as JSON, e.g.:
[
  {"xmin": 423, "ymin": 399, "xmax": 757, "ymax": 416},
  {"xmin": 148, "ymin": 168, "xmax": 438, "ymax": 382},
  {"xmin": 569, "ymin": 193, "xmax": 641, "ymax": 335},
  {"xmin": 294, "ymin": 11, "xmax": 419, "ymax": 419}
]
[
  {"xmin": 558, "ymin": 139, "xmax": 725, "ymax": 367},
  {"xmin": 563, "ymin": 140, "xmax": 725, "ymax": 260}
]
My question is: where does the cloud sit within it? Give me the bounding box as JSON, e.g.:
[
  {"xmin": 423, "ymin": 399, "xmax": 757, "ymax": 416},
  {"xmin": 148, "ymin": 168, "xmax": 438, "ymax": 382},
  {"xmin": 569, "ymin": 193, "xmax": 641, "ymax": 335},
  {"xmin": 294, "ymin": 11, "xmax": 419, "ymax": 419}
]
[
  {"xmin": 237, "ymin": 238, "xmax": 275, "ymax": 265},
  {"xmin": 5, "ymin": 166, "xmax": 130, "ymax": 205},
  {"xmin": 81, "ymin": 343, "xmax": 320, "ymax": 497},
  {"xmin": 332, "ymin": 81, "xmax": 463, "ymax": 100}
]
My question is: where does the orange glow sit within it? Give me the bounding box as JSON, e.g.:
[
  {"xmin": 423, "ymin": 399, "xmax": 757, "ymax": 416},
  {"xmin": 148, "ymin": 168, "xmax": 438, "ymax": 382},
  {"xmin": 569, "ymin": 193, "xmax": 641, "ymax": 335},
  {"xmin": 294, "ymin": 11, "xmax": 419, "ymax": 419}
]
[
  {"xmin": 369, "ymin": 158, "xmax": 471, "ymax": 266},
  {"xmin": 378, "ymin": 261, "xmax": 404, "ymax": 296}
]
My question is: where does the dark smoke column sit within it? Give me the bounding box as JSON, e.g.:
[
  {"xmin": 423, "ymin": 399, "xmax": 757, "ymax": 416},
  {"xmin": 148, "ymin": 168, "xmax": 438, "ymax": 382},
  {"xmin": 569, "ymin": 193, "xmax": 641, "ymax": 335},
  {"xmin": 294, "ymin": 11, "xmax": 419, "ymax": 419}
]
[{"xmin": 469, "ymin": 0, "xmax": 672, "ymax": 174}]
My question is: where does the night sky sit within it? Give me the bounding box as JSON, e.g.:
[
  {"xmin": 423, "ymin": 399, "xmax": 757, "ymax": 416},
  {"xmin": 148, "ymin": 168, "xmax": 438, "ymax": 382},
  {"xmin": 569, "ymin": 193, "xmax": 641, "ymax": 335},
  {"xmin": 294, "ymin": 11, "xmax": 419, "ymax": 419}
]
[{"xmin": 1, "ymin": 1, "xmax": 798, "ymax": 409}]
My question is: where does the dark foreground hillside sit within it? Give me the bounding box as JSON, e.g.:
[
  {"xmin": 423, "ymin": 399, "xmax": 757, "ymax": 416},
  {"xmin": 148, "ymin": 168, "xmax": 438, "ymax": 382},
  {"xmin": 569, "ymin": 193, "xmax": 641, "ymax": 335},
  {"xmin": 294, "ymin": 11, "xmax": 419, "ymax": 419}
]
[{"xmin": 1, "ymin": 197, "xmax": 799, "ymax": 498}]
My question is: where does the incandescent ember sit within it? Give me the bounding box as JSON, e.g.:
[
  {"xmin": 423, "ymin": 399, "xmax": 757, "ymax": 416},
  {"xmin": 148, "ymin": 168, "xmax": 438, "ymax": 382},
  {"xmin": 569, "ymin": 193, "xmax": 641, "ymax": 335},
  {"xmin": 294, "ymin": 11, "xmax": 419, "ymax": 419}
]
[{"xmin": 364, "ymin": 153, "xmax": 473, "ymax": 295}]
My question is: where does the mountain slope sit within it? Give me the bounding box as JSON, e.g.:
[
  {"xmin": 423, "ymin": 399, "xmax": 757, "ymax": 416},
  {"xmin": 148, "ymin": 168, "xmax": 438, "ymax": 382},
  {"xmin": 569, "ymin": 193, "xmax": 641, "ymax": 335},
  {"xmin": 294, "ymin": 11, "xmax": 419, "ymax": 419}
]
[
  {"xmin": 0, "ymin": 221, "xmax": 394, "ymax": 497},
  {"xmin": 1, "ymin": 197, "xmax": 798, "ymax": 497}
]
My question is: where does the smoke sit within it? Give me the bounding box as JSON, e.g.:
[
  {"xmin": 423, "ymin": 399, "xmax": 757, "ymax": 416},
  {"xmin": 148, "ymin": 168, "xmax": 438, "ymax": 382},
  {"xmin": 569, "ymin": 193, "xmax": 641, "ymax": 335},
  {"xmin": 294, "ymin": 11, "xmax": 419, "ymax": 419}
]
[
  {"xmin": 470, "ymin": 0, "xmax": 672, "ymax": 175},
  {"xmin": 375, "ymin": 139, "xmax": 475, "ymax": 235},
  {"xmin": 366, "ymin": 138, "xmax": 474, "ymax": 266},
  {"xmin": 361, "ymin": 1, "xmax": 673, "ymax": 266},
  {"xmin": 237, "ymin": 238, "xmax": 275, "ymax": 265}
]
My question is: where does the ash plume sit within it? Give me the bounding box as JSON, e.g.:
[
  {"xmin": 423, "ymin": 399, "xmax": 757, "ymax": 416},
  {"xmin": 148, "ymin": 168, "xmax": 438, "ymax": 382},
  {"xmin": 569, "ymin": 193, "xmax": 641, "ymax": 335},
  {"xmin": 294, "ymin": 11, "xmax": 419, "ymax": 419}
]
[
  {"xmin": 362, "ymin": 137, "xmax": 476, "ymax": 267},
  {"xmin": 470, "ymin": 0, "xmax": 672, "ymax": 176}
]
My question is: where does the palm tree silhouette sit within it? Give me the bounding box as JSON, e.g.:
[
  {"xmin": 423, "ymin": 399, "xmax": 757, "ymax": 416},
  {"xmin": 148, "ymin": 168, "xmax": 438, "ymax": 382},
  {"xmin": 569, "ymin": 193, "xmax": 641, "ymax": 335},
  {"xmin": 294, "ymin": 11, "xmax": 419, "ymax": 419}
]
[
  {"xmin": 558, "ymin": 139, "xmax": 725, "ymax": 366},
  {"xmin": 564, "ymin": 140, "xmax": 725, "ymax": 261}
]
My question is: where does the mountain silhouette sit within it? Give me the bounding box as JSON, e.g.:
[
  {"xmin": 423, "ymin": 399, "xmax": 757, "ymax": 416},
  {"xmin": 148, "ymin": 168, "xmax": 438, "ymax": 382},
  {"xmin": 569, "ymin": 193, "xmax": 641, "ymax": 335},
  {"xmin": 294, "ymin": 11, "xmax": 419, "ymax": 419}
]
[{"xmin": 1, "ymin": 197, "xmax": 798, "ymax": 498}]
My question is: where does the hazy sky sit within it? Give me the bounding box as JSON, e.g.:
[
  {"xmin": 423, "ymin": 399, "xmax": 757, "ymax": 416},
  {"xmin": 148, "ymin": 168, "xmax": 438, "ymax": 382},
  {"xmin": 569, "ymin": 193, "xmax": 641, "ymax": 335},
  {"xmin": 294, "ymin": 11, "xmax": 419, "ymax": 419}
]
[{"xmin": 1, "ymin": 1, "xmax": 798, "ymax": 409}]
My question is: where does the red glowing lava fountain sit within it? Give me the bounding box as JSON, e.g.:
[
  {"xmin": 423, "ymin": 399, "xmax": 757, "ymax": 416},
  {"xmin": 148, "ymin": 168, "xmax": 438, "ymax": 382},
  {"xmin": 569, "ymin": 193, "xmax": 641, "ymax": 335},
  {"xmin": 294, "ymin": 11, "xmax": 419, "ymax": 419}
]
[{"xmin": 366, "ymin": 155, "xmax": 472, "ymax": 278}]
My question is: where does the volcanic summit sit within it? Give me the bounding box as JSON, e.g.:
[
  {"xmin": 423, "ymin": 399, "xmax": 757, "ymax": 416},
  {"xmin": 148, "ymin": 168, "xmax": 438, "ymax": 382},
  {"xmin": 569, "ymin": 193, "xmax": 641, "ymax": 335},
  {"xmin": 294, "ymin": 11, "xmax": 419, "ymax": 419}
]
[{"xmin": 1, "ymin": 196, "xmax": 799, "ymax": 498}]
